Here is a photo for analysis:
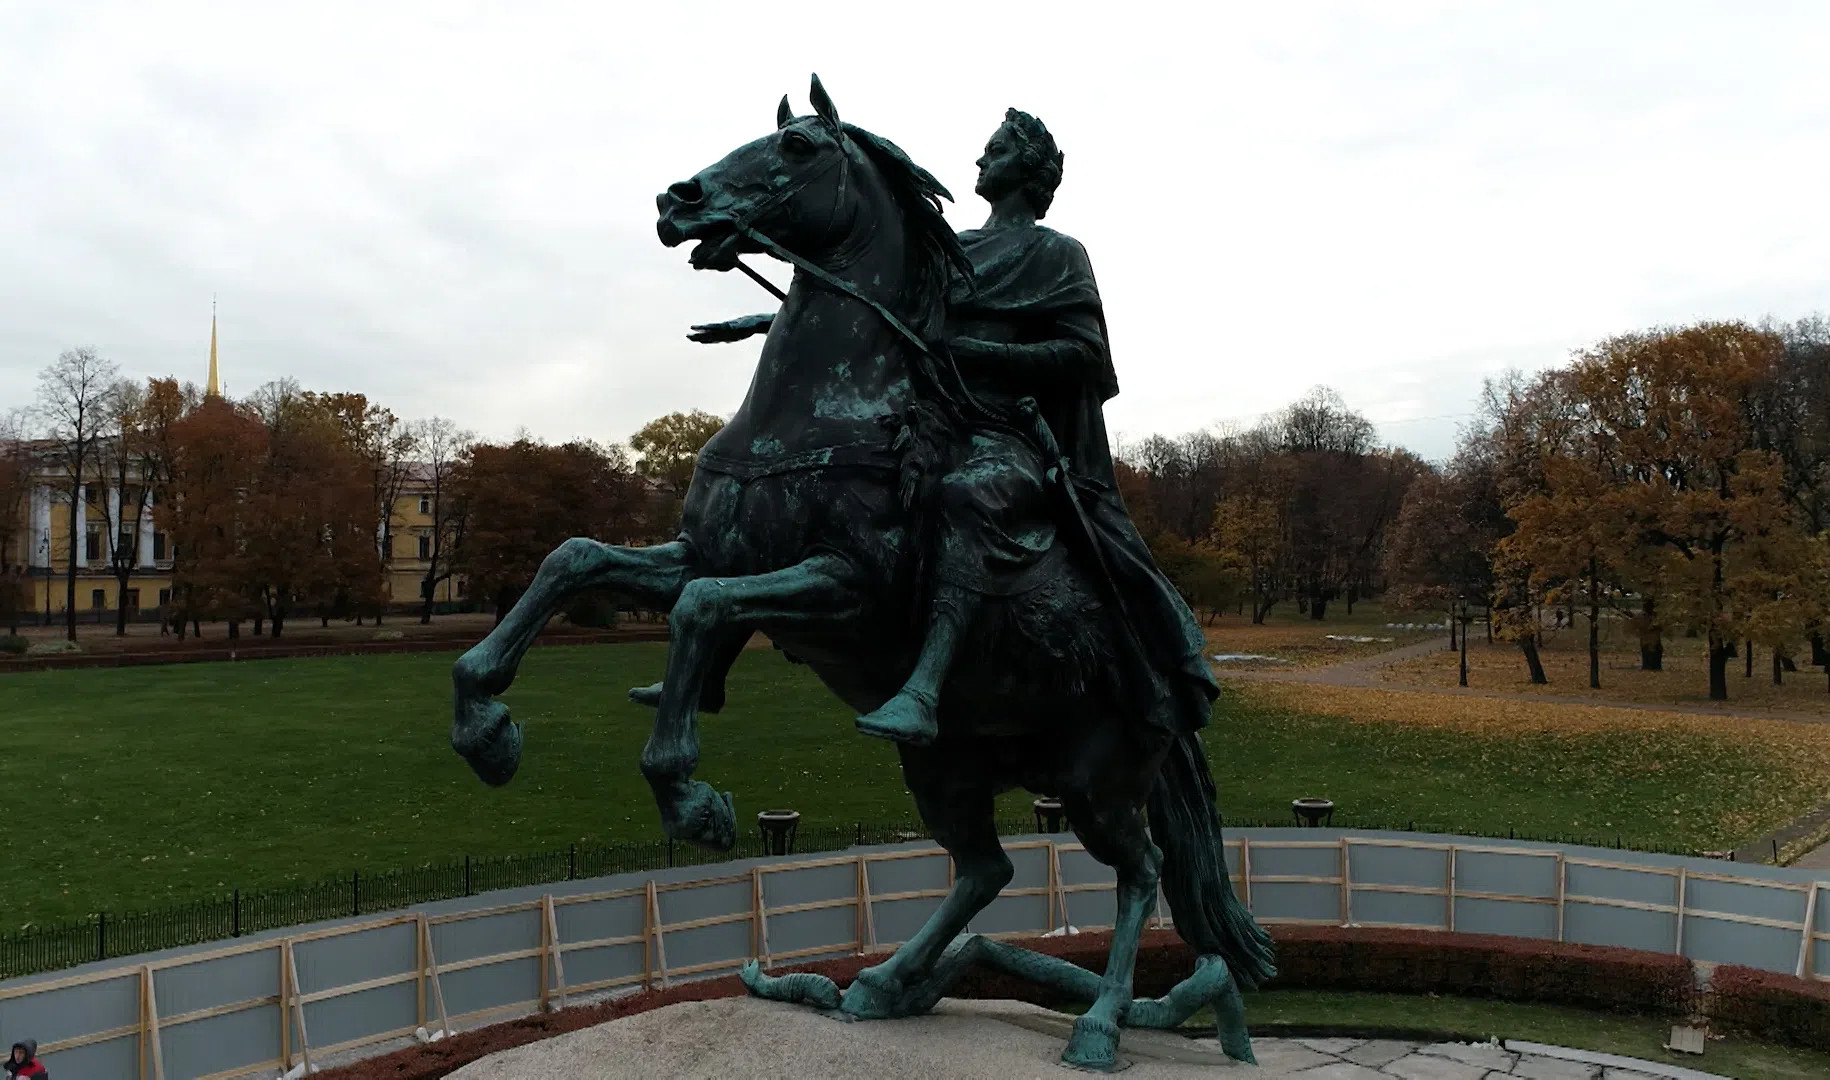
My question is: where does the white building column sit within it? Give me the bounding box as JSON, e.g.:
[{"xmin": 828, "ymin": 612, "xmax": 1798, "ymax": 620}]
[
  {"xmin": 30, "ymin": 486, "xmax": 52, "ymax": 567},
  {"xmin": 74, "ymin": 484, "xmax": 87, "ymax": 568},
  {"xmin": 138, "ymin": 502, "xmax": 155, "ymax": 566},
  {"xmin": 105, "ymin": 485, "xmax": 121, "ymax": 565}
]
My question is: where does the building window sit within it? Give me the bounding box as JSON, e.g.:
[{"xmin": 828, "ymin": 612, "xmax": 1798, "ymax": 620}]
[
  {"xmin": 85, "ymin": 529, "xmax": 102, "ymax": 562},
  {"xmin": 90, "ymin": 588, "xmax": 106, "ymax": 609},
  {"xmin": 153, "ymin": 533, "xmax": 168, "ymax": 561},
  {"xmin": 418, "ymin": 535, "xmax": 432, "ymax": 561},
  {"xmin": 158, "ymin": 588, "xmax": 172, "ymax": 608},
  {"xmin": 118, "ymin": 531, "xmax": 134, "ymax": 559},
  {"xmin": 84, "ymin": 486, "xmax": 99, "ymax": 504},
  {"xmin": 125, "ymin": 588, "xmax": 141, "ymax": 612},
  {"xmin": 122, "ymin": 485, "xmax": 142, "ymax": 509},
  {"xmin": 419, "ymin": 496, "xmax": 431, "ymax": 514}
]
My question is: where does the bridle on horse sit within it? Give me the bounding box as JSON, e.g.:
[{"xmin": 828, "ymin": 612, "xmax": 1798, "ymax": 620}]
[{"xmin": 722, "ymin": 129, "xmax": 1033, "ymax": 452}]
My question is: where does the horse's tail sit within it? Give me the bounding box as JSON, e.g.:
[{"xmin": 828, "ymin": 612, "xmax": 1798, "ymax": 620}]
[{"xmin": 1147, "ymin": 732, "xmax": 1277, "ymax": 990}]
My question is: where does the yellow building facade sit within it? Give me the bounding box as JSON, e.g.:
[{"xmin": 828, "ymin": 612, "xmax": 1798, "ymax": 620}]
[{"xmin": 5, "ymin": 314, "xmax": 466, "ymax": 624}]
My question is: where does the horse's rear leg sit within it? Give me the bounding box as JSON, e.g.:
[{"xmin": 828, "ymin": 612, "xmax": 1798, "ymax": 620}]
[
  {"xmin": 452, "ymin": 539, "xmax": 694, "ymax": 786},
  {"xmin": 840, "ymin": 751, "xmax": 1009, "ymax": 1019},
  {"xmin": 642, "ymin": 554, "xmax": 862, "ymax": 850},
  {"xmin": 1058, "ymin": 794, "xmax": 1161, "ymax": 1071}
]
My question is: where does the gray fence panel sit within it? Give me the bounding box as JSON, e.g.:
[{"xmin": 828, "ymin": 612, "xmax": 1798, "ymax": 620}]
[
  {"xmin": 296, "ymin": 921, "xmax": 416, "ymax": 996},
  {"xmin": 872, "ymin": 897, "xmax": 944, "ymax": 945},
  {"xmin": 305, "ymin": 980, "xmax": 419, "ymax": 1051},
  {"xmin": 1455, "ymin": 896, "xmax": 1556, "ymax": 939},
  {"xmin": 38, "ymin": 1037, "xmax": 138, "ymax": 1080},
  {"xmin": 1055, "ymin": 846, "xmax": 1110, "ymax": 889},
  {"xmin": 434, "ymin": 907, "xmax": 540, "ymax": 967},
  {"xmin": 1567, "ymin": 863, "xmax": 1677, "ymax": 908},
  {"xmin": 1457, "ymin": 849, "xmax": 1558, "ymax": 900},
  {"xmin": 764, "ymin": 905, "xmax": 855, "ymax": 956},
  {"xmin": 0, "ymin": 971, "xmax": 138, "ymax": 1048},
  {"xmin": 1686, "ymin": 877, "xmax": 1804, "ymax": 925},
  {"xmin": 1348, "ymin": 843, "xmax": 1446, "ymax": 890},
  {"xmin": 1682, "ymin": 915, "xmax": 1799, "ymax": 972},
  {"xmin": 442, "ymin": 955, "xmax": 540, "ymax": 1019},
  {"xmin": 1253, "ymin": 881, "xmax": 1338, "ymax": 922},
  {"xmin": 865, "ymin": 852, "xmax": 948, "ymax": 897},
  {"xmin": 1349, "ymin": 889, "xmax": 1444, "ymax": 929},
  {"xmin": 1564, "ymin": 900, "xmax": 1677, "ymax": 954},
  {"xmin": 154, "ymin": 944, "xmax": 279, "ymax": 1020},
  {"xmin": 769, "ymin": 862, "xmax": 858, "ymax": 908},
  {"xmin": 161, "ymin": 1000, "xmax": 284, "ymax": 1079},
  {"xmin": 659, "ymin": 878, "xmax": 752, "ymax": 926},
  {"xmin": 1249, "ymin": 843, "xmax": 1342, "ymax": 882},
  {"xmin": 664, "ymin": 919, "xmax": 751, "ymax": 976},
  {"xmin": 556, "ymin": 892, "xmax": 645, "ymax": 947},
  {"xmin": 564, "ymin": 940, "xmax": 646, "ymax": 992},
  {"xmin": 972, "ymin": 894, "xmax": 1053, "ymax": 936}
]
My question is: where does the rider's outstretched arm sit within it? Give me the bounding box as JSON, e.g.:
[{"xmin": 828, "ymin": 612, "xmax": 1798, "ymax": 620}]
[{"xmin": 688, "ymin": 312, "xmax": 776, "ymax": 344}]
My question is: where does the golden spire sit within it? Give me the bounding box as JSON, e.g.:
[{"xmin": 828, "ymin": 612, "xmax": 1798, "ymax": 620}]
[{"xmin": 206, "ymin": 296, "xmax": 220, "ymax": 398}]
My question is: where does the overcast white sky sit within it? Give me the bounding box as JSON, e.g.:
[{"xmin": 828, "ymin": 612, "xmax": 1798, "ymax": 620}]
[{"xmin": 3, "ymin": 2, "xmax": 1827, "ymax": 462}]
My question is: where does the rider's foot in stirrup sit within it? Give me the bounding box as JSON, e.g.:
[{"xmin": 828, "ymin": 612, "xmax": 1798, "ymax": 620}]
[
  {"xmin": 856, "ymin": 689, "xmax": 940, "ymax": 745},
  {"xmin": 628, "ymin": 681, "xmax": 664, "ymax": 708}
]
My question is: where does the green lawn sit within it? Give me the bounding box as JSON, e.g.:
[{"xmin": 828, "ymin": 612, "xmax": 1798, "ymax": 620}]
[{"xmin": 0, "ymin": 642, "xmax": 1799, "ymax": 927}]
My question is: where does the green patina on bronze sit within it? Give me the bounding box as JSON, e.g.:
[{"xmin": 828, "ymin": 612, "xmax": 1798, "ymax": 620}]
[{"xmin": 451, "ymin": 75, "xmax": 1272, "ymax": 1070}]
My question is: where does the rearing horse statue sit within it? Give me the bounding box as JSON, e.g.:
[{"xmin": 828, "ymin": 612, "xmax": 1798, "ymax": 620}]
[{"xmin": 450, "ymin": 75, "xmax": 1273, "ymax": 1070}]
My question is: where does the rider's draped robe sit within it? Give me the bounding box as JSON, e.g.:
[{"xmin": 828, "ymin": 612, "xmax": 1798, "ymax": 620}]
[{"xmin": 936, "ymin": 224, "xmax": 1220, "ymax": 733}]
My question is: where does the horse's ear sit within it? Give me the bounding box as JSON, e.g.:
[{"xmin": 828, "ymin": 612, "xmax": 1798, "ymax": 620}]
[
  {"xmin": 777, "ymin": 95, "xmax": 793, "ymax": 130},
  {"xmin": 809, "ymin": 74, "xmax": 840, "ymax": 132}
]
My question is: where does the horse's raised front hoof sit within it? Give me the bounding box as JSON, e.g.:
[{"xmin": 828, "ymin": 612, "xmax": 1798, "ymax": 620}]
[
  {"xmin": 854, "ymin": 691, "xmax": 938, "ymax": 747},
  {"xmin": 661, "ymin": 779, "xmax": 737, "ymax": 851},
  {"xmin": 1062, "ymin": 1013, "xmax": 1122, "ymax": 1072},
  {"xmin": 839, "ymin": 966, "xmax": 905, "ymax": 1020},
  {"xmin": 627, "ymin": 682, "xmax": 664, "ymax": 708},
  {"xmin": 451, "ymin": 694, "xmax": 522, "ymax": 787}
]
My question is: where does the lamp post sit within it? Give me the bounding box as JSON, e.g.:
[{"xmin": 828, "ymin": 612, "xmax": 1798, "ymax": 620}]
[{"xmin": 1457, "ymin": 594, "xmax": 1471, "ymax": 687}]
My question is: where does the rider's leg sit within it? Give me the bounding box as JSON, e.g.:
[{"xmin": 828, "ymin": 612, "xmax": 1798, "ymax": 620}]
[{"xmin": 857, "ymin": 436, "xmax": 1050, "ymax": 746}]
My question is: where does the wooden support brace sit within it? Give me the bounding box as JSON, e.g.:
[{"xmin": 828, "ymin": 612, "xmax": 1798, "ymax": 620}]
[
  {"xmin": 544, "ymin": 894, "xmax": 568, "ymax": 1011},
  {"xmin": 1446, "ymin": 847, "xmax": 1458, "ymax": 932},
  {"xmin": 1675, "ymin": 867, "xmax": 1689, "ymax": 956},
  {"xmin": 285, "ymin": 941, "xmax": 313, "ymax": 1075},
  {"xmin": 1240, "ymin": 836, "xmax": 1253, "ymax": 911},
  {"xmin": 1339, "ymin": 836, "xmax": 1352, "ymax": 927},
  {"xmin": 1555, "ymin": 853, "xmax": 1567, "ymax": 943},
  {"xmin": 421, "ymin": 918, "xmax": 452, "ymax": 1037},
  {"xmin": 648, "ymin": 880, "xmax": 670, "ymax": 988},
  {"xmin": 1797, "ymin": 883, "xmax": 1821, "ymax": 979},
  {"xmin": 142, "ymin": 966, "xmax": 166, "ymax": 1080}
]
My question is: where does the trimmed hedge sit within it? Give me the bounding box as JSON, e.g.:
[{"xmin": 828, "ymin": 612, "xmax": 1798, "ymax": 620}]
[
  {"xmin": 1710, "ymin": 964, "xmax": 1830, "ymax": 1052},
  {"xmin": 1268, "ymin": 926, "xmax": 1697, "ymax": 1016}
]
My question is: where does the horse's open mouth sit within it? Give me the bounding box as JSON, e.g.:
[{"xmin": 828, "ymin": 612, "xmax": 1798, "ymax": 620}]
[{"xmin": 689, "ymin": 229, "xmax": 745, "ymax": 272}]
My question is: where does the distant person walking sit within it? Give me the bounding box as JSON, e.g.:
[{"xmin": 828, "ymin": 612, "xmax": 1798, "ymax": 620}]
[{"xmin": 5, "ymin": 1041, "xmax": 46, "ymax": 1079}]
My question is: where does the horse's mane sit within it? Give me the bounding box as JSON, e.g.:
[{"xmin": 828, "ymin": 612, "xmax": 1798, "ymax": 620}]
[{"xmin": 841, "ymin": 123, "xmax": 975, "ymax": 339}]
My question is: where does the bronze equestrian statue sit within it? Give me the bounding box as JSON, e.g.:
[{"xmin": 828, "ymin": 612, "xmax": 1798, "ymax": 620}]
[{"xmin": 450, "ymin": 76, "xmax": 1272, "ymax": 1070}]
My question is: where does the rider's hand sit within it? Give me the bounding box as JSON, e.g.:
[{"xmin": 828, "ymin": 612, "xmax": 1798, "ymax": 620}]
[{"xmin": 688, "ymin": 314, "xmax": 773, "ymax": 344}]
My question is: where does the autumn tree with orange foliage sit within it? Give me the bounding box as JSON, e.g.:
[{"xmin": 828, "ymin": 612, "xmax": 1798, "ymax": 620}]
[
  {"xmin": 1564, "ymin": 323, "xmax": 1815, "ymax": 701},
  {"xmin": 453, "ymin": 438, "xmax": 648, "ymax": 622},
  {"xmin": 159, "ymin": 387, "xmax": 266, "ymax": 636}
]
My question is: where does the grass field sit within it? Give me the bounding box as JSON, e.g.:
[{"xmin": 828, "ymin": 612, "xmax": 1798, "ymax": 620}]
[
  {"xmin": 3, "ymin": 640, "xmax": 1824, "ymax": 928},
  {"xmin": 1204, "ymin": 603, "xmax": 1439, "ymax": 669},
  {"xmin": 1383, "ymin": 620, "xmax": 1830, "ymax": 711}
]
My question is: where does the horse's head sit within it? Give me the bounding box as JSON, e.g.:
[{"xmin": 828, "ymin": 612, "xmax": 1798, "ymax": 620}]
[{"xmin": 656, "ymin": 75, "xmax": 861, "ymax": 273}]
